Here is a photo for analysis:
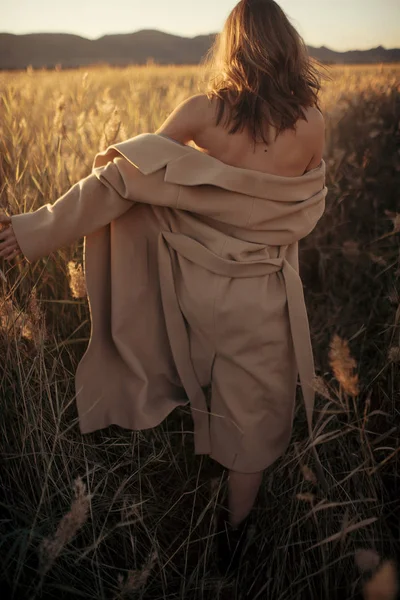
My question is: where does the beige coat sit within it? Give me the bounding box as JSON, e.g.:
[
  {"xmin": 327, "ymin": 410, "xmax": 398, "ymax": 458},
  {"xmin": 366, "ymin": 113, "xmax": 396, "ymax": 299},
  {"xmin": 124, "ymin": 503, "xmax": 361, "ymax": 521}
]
[{"xmin": 11, "ymin": 133, "xmax": 328, "ymax": 480}]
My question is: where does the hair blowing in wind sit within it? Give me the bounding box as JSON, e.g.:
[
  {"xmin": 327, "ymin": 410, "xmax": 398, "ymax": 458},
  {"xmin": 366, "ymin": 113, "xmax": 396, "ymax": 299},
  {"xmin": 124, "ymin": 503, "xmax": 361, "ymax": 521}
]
[{"xmin": 203, "ymin": 0, "xmax": 331, "ymax": 146}]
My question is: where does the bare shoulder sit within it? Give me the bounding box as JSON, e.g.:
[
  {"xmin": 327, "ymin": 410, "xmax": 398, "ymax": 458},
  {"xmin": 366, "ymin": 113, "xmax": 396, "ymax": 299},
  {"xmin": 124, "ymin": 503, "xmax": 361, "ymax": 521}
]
[
  {"xmin": 298, "ymin": 106, "xmax": 325, "ymax": 134},
  {"xmin": 185, "ymin": 93, "xmax": 213, "ymax": 109},
  {"xmin": 156, "ymin": 93, "xmax": 214, "ymax": 144},
  {"xmin": 296, "ymin": 106, "xmax": 325, "ymax": 167},
  {"xmin": 176, "ymin": 93, "xmax": 217, "ymax": 126}
]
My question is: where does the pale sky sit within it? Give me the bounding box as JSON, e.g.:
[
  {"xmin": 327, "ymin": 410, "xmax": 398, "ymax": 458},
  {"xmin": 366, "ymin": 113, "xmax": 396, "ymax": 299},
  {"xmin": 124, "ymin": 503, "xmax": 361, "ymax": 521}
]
[{"xmin": 2, "ymin": 0, "xmax": 399, "ymax": 52}]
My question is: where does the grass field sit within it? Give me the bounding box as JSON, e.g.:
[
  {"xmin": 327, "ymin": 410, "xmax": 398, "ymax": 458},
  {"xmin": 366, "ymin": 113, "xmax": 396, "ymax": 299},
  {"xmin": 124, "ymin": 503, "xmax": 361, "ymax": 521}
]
[{"xmin": 0, "ymin": 63, "xmax": 399, "ymax": 600}]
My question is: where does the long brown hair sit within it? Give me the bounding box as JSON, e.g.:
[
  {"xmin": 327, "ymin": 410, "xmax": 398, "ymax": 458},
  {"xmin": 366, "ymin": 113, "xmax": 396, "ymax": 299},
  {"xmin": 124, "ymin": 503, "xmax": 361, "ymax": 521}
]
[{"xmin": 203, "ymin": 0, "xmax": 331, "ymax": 146}]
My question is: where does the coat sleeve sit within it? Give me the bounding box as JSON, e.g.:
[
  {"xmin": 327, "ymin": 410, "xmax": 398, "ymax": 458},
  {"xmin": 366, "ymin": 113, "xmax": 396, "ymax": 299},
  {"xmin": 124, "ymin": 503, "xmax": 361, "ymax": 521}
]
[{"xmin": 10, "ymin": 161, "xmax": 136, "ymax": 264}]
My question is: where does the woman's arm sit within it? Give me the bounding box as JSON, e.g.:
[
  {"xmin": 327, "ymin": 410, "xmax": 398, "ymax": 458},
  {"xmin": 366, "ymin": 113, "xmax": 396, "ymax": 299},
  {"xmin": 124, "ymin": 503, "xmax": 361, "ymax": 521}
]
[
  {"xmin": 156, "ymin": 94, "xmax": 210, "ymax": 145},
  {"xmin": 0, "ymin": 162, "xmax": 135, "ymax": 264},
  {"xmin": 1, "ymin": 100, "xmax": 211, "ymax": 264}
]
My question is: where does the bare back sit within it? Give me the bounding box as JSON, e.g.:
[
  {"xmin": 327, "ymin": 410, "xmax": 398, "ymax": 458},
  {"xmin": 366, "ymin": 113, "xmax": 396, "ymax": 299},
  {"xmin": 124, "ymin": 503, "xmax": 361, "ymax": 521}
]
[{"xmin": 157, "ymin": 94, "xmax": 325, "ymax": 177}]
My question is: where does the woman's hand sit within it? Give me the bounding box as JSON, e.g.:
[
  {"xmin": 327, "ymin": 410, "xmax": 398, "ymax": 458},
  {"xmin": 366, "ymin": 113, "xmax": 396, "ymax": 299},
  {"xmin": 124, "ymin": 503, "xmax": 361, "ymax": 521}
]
[{"xmin": 0, "ymin": 213, "xmax": 23, "ymax": 261}]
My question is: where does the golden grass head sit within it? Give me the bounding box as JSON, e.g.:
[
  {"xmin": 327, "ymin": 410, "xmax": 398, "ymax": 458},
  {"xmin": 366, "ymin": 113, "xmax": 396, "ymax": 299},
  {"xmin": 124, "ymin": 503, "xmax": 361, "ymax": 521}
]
[
  {"xmin": 300, "ymin": 464, "xmax": 317, "ymax": 485},
  {"xmin": 99, "ymin": 107, "xmax": 128, "ymax": 150},
  {"xmin": 0, "ymin": 289, "xmax": 47, "ymax": 346},
  {"xmin": 39, "ymin": 477, "xmax": 90, "ymax": 575},
  {"xmin": 67, "ymin": 260, "xmax": 87, "ymax": 299},
  {"xmin": 311, "ymin": 375, "xmax": 334, "ymax": 401},
  {"xmin": 53, "ymin": 93, "xmax": 69, "ymax": 138},
  {"xmin": 329, "ymin": 334, "xmax": 360, "ymax": 397},
  {"xmin": 117, "ymin": 550, "xmax": 158, "ymax": 593}
]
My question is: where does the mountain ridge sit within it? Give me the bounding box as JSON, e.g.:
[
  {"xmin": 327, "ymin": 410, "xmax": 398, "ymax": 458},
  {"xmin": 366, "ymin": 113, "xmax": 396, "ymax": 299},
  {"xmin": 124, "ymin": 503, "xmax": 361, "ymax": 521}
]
[{"xmin": 1, "ymin": 30, "xmax": 399, "ymax": 70}]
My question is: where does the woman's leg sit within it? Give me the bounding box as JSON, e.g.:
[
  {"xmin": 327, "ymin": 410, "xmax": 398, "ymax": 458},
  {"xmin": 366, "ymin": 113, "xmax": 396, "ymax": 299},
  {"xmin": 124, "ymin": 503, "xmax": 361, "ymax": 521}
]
[
  {"xmin": 215, "ymin": 469, "xmax": 264, "ymax": 574},
  {"xmin": 227, "ymin": 469, "xmax": 264, "ymax": 528}
]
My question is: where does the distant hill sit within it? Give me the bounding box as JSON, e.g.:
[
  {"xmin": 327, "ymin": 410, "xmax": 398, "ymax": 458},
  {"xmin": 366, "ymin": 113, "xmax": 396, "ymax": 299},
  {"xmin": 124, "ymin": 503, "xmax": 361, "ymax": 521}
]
[{"xmin": 0, "ymin": 30, "xmax": 399, "ymax": 70}]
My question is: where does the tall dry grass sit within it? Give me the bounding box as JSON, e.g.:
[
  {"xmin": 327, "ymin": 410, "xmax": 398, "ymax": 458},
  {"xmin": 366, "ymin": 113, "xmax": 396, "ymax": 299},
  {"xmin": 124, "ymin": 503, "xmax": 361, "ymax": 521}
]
[{"xmin": 0, "ymin": 63, "xmax": 399, "ymax": 599}]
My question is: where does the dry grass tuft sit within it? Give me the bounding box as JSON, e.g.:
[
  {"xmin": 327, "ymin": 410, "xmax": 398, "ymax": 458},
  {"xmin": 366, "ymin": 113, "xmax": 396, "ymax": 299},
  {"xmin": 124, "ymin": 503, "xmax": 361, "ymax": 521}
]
[
  {"xmin": 39, "ymin": 477, "xmax": 91, "ymax": 575},
  {"xmin": 0, "ymin": 288, "xmax": 47, "ymax": 346},
  {"xmin": 67, "ymin": 260, "xmax": 87, "ymax": 298},
  {"xmin": 328, "ymin": 334, "xmax": 360, "ymax": 397},
  {"xmin": 300, "ymin": 464, "xmax": 318, "ymax": 485},
  {"xmin": 117, "ymin": 551, "xmax": 158, "ymax": 595},
  {"xmin": 312, "ymin": 375, "xmax": 334, "ymax": 401}
]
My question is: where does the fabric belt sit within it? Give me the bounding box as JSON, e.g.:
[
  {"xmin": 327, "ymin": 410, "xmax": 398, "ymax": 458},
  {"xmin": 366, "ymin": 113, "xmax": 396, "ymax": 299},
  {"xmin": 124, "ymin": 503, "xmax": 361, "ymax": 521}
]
[{"xmin": 157, "ymin": 231, "xmax": 328, "ymax": 491}]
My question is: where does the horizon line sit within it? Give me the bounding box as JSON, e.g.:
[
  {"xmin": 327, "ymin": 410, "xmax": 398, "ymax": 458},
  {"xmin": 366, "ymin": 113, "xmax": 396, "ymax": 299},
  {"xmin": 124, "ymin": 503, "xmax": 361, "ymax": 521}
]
[{"xmin": 0, "ymin": 29, "xmax": 395, "ymax": 54}]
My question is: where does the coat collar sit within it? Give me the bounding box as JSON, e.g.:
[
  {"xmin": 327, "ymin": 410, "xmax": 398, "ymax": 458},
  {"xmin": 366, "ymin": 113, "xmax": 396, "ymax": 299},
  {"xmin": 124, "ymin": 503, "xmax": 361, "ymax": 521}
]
[{"xmin": 93, "ymin": 133, "xmax": 326, "ymax": 202}]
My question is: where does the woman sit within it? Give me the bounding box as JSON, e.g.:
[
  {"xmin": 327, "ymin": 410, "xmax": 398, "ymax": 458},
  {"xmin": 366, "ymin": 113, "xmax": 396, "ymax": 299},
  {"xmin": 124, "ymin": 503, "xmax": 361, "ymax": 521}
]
[{"xmin": 0, "ymin": 0, "xmax": 328, "ymax": 575}]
